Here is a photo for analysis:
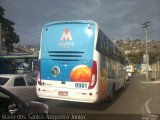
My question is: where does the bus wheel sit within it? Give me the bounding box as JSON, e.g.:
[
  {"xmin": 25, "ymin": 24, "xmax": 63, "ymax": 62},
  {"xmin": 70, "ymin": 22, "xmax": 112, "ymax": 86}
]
[
  {"xmin": 108, "ymin": 84, "xmax": 115, "ymax": 102},
  {"xmin": 122, "ymin": 79, "xmax": 126, "ymax": 89}
]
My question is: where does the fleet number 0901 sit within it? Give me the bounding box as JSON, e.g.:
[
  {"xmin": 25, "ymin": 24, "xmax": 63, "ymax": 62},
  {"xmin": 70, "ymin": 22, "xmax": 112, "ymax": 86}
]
[{"xmin": 75, "ymin": 83, "xmax": 87, "ymax": 89}]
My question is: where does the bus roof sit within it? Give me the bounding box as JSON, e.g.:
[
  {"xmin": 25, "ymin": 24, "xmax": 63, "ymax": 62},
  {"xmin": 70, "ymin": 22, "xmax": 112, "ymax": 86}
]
[{"xmin": 43, "ymin": 20, "xmax": 97, "ymax": 28}]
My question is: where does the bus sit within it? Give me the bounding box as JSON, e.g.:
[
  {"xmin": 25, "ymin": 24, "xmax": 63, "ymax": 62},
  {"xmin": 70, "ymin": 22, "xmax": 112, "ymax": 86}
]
[{"xmin": 36, "ymin": 20, "xmax": 127, "ymax": 103}]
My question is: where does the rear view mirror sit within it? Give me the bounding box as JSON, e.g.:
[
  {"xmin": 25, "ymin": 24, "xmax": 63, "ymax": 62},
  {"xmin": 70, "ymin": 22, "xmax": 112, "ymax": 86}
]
[{"xmin": 8, "ymin": 104, "xmax": 17, "ymax": 114}]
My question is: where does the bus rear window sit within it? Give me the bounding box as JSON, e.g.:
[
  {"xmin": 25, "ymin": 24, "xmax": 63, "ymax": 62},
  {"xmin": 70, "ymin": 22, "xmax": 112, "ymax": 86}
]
[{"xmin": 41, "ymin": 23, "xmax": 95, "ymax": 60}]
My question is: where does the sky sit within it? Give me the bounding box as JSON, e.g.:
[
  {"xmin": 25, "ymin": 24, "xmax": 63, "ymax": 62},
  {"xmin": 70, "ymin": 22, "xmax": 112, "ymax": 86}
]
[{"xmin": 0, "ymin": 0, "xmax": 160, "ymax": 46}]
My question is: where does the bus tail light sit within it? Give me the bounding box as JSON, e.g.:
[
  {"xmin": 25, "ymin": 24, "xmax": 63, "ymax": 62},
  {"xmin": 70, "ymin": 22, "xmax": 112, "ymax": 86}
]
[
  {"xmin": 88, "ymin": 61, "xmax": 97, "ymax": 89},
  {"xmin": 37, "ymin": 59, "xmax": 42, "ymax": 85}
]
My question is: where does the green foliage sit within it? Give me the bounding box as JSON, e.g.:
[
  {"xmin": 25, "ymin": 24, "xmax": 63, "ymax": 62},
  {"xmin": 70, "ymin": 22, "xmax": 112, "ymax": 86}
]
[
  {"xmin": 127, "ymin": 51, "xmax": 159, "ymax": 65},
  {"xmin": 149, "ymin": 52, "xmax": 159, "ymax": 64},
  {"xmin": 0, "ymin": 6, "xmax": 19, "ymax": 53},
  {"xmin": 127, "ymin": 52, "xmax": 144, "ymax": 64}
]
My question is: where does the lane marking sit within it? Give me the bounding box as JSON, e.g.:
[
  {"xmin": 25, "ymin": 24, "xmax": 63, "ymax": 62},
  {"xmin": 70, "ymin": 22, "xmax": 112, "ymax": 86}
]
[{"xmin": 144, "ymin": 97, "xmax": 153, "ymax": 114}]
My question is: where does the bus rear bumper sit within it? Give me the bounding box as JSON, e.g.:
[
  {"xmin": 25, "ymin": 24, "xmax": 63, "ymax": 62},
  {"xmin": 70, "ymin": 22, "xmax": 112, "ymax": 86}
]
[{"xmin": 37, "ymin": 87, "xmax": 99, "ymax": 103}]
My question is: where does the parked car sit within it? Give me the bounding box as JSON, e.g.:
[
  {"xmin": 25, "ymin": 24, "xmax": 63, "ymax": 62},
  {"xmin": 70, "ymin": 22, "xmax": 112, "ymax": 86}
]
[
  {"xmin": 0, "ymin": 74, "xmax": 38, "ymax": 100},
  {"xmin": 0, "ymin": 86, "xmax": 49, "ymax": 115}
]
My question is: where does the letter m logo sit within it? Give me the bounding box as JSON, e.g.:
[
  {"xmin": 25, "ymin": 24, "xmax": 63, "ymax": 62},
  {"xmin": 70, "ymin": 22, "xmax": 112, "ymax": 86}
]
[{"xmin": 61, "ymin": 27, "xmax": 72, "ymax": 41}]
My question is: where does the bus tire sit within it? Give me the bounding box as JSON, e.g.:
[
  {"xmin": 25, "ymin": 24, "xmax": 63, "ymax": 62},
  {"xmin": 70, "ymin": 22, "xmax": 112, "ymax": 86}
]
[{"xmin": 108, "ymin": 84, "xmax": 115, "ymax": 102}]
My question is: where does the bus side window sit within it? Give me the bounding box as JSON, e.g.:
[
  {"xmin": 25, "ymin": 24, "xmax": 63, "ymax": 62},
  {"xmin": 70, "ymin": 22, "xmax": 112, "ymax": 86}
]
[
  {"xmin": 96, "ymin": 33, "xmax": 101, "ymax": 53},
  {"xmin": 96, "ymin": 30, "xmax": 103, "ymax": 54},
  {"xmin": 107, "ymin": 59, "xmax": 115, "ymax": 79}
]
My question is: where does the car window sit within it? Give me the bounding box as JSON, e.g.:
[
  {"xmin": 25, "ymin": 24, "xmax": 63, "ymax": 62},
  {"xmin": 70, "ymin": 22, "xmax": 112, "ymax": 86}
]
[
  {"xmin": 26, "ymin": 77, "xmax": 36, "ymax": 86},
  {"xmin": 14, "ymin": 77, "xmax": 26, "ymax": 86},
  {"xmin": 0, "ymin": 77, "xmax": 9, "ymax": 86}
]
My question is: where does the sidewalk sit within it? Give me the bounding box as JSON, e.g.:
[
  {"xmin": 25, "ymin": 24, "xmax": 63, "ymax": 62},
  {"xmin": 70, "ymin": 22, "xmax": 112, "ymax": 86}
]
[
  {"xmin": 151, "ymin": 79, "xmax": 160, "ymax": 83},
  {"xmin": 140, "ymin": 79, "xmax": 160, "ymax": 84},
  {"xmin": 144, "ymin": 78, "xmax": 160, "ymax": 83},
  {"xmin": 130, "ymin": 73, "xmax": 160, "ymax": 83}
]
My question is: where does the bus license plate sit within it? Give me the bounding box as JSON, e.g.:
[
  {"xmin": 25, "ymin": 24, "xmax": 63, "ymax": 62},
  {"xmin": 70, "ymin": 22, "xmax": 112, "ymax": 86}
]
[{"xmin": 58, "ymin": 91, "xmax": 68, "ymax": 96}]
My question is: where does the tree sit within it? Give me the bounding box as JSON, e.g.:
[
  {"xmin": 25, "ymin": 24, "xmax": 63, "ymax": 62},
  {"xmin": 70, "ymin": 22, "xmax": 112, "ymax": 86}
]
[
  {"xmin": 0, "ymin": 6, "xmax": 19, "ymax": 53},
  {"xmin": 127, "ymin": 51, "xmax": 159, "ymax": 65},
  {"xmin": 127, "ymin": 52, "xmax": 144, "ymax": 64},
  {"xmin": 149, "ymin": 52, "xmax": 159, "ymax": 64}
]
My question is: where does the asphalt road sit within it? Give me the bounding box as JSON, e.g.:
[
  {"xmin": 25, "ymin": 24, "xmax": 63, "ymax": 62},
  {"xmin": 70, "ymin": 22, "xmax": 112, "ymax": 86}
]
[{"xmin": 38, "ymin": 73, "xmax": 160, "ymax": 120}]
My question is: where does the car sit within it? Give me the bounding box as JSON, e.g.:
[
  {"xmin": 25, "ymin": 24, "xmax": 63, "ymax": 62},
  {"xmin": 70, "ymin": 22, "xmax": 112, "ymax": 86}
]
[
  {"xmin": 0, "ymin": 74, "xmax": 38, "ymax": 100},
  {"xmin": 126, "ymin": 72, "xmax": 132, "ymax": 81},
  {"xmin": 0, "ymin": 86, "xmax": 49, "ymax": 115}
]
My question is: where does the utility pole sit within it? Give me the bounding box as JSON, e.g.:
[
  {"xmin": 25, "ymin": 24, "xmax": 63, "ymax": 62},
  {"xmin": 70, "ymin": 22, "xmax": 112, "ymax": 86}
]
[
  {"xmin": 142, "ymin": 21, "xmax": 151, "ymax": 80},
  {"xmin": 0, "ymin": 23, "xmax": 2, "ymax": 54}
]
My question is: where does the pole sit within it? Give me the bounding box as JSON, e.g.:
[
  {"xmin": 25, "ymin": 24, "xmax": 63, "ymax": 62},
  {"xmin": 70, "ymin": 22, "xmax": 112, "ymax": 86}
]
[
  {"xmin": 0, "ymin": 23, "xmax": 2, "ymax": 54},
  {"xmin": 142, "ymin": 21, "xmax": 151, "ymax": 80},
  {"xmin": 145, "ymin": 28, "xmax": 149, "ymax": 80},
  {"xmin": 158, "ymin": 60, "xmax": 160, "ymax": 79}
]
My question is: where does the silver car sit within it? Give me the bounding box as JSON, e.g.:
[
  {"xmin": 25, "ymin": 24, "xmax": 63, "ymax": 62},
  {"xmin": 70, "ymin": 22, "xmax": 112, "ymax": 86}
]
[
  {"xmin": 0, "ymin": 86, "xmax": 49, "ymax": 115},
  {"xmin": 0, "ymin": 74, "xmax": 39, "ymax": 100}
]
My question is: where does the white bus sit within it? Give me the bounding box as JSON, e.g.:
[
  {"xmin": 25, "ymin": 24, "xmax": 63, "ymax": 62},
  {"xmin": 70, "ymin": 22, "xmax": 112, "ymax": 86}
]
[{"xmin": 36, "ymin": 20, "xmax": 127, "ymax": 103}]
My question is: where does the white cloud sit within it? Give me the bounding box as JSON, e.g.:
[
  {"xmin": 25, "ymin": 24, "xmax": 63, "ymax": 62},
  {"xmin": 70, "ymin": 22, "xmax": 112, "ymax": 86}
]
[{"xmin": 69, "ymin": 0, "xmax": 102, "ymax": 17}]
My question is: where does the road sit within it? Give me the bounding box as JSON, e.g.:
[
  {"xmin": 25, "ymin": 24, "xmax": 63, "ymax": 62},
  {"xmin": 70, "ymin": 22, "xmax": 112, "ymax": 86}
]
[{"xmin": 38, "ymin": 73, "xmax": 160, "ymax": 120}]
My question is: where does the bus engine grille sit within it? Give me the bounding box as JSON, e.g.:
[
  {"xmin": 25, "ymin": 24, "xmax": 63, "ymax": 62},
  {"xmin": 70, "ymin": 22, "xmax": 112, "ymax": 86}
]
[{"xmin": 48, "ymin": 51, "xmax": 84, "ymax": 61}]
